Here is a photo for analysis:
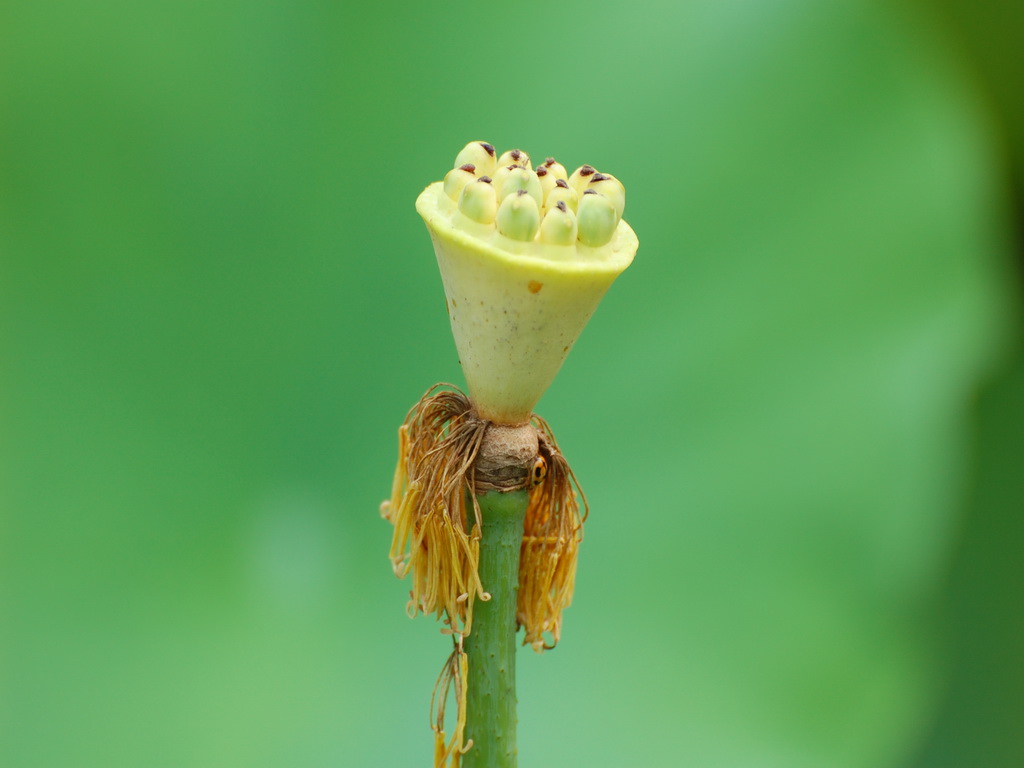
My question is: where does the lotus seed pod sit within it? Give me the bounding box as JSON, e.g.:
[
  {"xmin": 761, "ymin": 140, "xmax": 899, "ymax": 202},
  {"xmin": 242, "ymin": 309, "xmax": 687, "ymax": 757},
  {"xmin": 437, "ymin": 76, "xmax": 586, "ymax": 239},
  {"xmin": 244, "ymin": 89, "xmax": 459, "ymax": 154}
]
[
  {"xmin": 540, "ymin": 157, "xmax": 568, "ymax": 181},
  {"xmin": 458, "ymin": 178, "xmax": 498, "ymax": 224},
  {"xmin": 416, "ymin": 143, "xmax": 637, "ymax": 423},
  {"xmin": 443, "ymin": 164, "xmax": 477, "ymax": 202},
  {"xmin": 587, "ymin": 173, "xmax": 626, "ymax": 218},
  {"xmin": 568, "ymin": 164, "xmax": 598, "ymax": 196},
  {"xmin": 454, "ymin": 141, "xmax": 497, "ymax": 177},
  {"xmin": 496, "ymin": 148, "xmax": 531, "ymax": 170},
  {"xmin": 543, "ymin": 179, "xmax": 578, "ymax": 214},
  {"xmin": 539, "ymin": 201, "xmax": 577, "ymax": 246},
  {"xmin": 496, "ymin": 190, "xmax": 541, "ymax": 242},
  {"xmin": 497, "ymin": 167, "xmax": 543, "ymax": 206},
  {"xmin": 576, "ymin": 191, "xmax": 618, "ymax": 247}
]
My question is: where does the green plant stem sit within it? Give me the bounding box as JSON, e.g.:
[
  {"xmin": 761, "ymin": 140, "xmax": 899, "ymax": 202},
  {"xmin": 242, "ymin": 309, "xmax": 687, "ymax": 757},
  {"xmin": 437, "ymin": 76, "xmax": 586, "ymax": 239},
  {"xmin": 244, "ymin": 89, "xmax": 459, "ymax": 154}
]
[{"xmin": 463, "ymin": 488, "xmax": 528, "ymax": 768}]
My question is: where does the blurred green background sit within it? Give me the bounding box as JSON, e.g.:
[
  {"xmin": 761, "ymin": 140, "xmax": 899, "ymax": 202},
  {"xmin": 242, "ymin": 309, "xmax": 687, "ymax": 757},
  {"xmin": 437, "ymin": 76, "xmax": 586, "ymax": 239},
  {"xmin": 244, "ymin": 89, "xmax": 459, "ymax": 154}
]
[{"xmin": 2, "ymin": 1, "xmax": 1022, "ymax": 766}]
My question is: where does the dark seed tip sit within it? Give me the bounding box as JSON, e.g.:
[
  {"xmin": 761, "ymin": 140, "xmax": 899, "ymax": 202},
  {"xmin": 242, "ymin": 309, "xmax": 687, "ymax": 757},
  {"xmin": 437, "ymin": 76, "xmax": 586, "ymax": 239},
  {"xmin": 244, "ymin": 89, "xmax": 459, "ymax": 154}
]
[
  {"xmin": 591, "ymin": 172, "xmax": 610, "ymax": 182},
  {"xmin": 583, "ymin": 189, "xmax": 598, "ymax": 195},
  {"xmin": 481, "ymin": 143, "xmax": 495, "ymax": 156},
  {"xmin": 516, "ymin": 189, "xmax": 528, "ymax": 196},
  {"xmin": 479, "ymin": 176, "xmax": 492, "ymax": 183},
  {"xmin": 556, "ymin": 201, "xmax": 567, "ymax": 212},
  {"xmin": 511, "ymin": 149, "xmax": 522, "ymax": 160},
  {"xmin": 544, "ymin": 157, "xmax": 557, "ymax": 166},
  {"xmin": 580, "ymin": 165, "xmax": 596, "ymax": 176},
  {"xmin": 460, "ymin": 164, "xmax": 476, "ymax": 173},
  {"xmin": 555, "ymin": 179, "xmax": 569, "ymax": 188},
  {"xmin": 536, "ymin": 167, "xmax": 548, "ymax": 177}
]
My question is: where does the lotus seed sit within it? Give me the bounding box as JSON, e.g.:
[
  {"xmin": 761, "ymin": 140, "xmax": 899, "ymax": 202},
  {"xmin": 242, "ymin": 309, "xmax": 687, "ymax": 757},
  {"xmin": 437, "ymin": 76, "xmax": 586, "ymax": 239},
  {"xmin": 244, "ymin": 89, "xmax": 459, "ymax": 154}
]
[
  {"xmin": 576, "ymin": 190, "xmax": 617, "ymax": 247},
  {"xmin": 568, "ymin": 164, "xmax": 598, "ymax": 196},
  {"xmin": 455, "ymin": 141, "xmax": 497, "ymax": 177},
  {"xmin": 496, "ymin": 190, "xmax": 541, "ymax": 242},
  {"xmin": 458, "ymin": 179, "xmax": 498, "ymax": 224},
  {"xmin": 541, "ymin": 158, "xmax": 568, "ymax": 181},
  {"xmin": 497, "ymin": 148, "xmax": 531, "ymax": 169},
  {"xmin": 497, "ymin": 167, "xmax": 543, "ymax": 207},
  {"xmin": 539, "ymin": 202, "xmax": 578, "ymax": 245},
  {"xmin": 543, "ymin": 182, "xmax": 579, "ymax": 215},
  {"xmin": 587, "ymin": 173, "xmax": 626, "ymax": 218},
  {"xmin": 444, "ymin": 165, "xmax": 477, "ymax": 202}
]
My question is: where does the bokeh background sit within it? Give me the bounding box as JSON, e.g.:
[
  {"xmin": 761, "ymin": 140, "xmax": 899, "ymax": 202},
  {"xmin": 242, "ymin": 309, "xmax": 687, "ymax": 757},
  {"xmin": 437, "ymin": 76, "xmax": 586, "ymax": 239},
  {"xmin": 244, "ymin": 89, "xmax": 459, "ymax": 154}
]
[{"xmin": 2, "ymin": 1, "xmax": 1022, "ymax": 766}]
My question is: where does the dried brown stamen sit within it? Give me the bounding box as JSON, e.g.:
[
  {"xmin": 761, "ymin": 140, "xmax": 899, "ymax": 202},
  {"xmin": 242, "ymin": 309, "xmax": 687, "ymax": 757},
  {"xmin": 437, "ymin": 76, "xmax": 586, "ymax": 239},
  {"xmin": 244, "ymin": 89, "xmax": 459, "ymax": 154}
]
[{"xmin": 386, "ymin": 384, "xmax": 588, "ymax": 764}]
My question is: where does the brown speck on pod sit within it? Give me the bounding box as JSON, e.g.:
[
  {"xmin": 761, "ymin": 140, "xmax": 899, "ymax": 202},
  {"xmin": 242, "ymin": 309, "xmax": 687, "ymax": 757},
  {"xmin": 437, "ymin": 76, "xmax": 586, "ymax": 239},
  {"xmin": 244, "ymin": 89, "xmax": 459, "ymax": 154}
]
[
  {"xmin": 516, "ymin": 189, "xmax": 528, "ymax": 196},
  {"xmin": 544, "ymin": 158, "xmax": 557, "ymax": 167},
  {"xmin": 562, "ymin": 345, "xmax": 569, "ymax": 353},
  {"xmin": 591, "ymin": 173, "xmax": 610, "ymax": 182},
  {"xmin": 583, "ymin": 189, "xmax": 598, "ymax": 195},
  {"xmin": 460, "ymin": 164, "xmax": 476, "ymax": 173},
  {"xmin": 580, "ymin": 165, "xmax": 596, "ymax": 177},
  {"xmin": 528, "ymin": 281, "xmax": 543, "ymax": 293},
  {"xmin": 479, "ymin": 176, "xmax": 492, "ymax": 183},
  {"xmin": 555, "ymin": 179, "xmax": 569, "ymax": 188},
  {"xmin": 510, "ymin": 150, "xmax": 523, "ymax": 163},
  {"xmin": 555, "ymin": 201, "xmax": 567, "ymax": 212},
  {"xmin": 481, "ymin": 142, "xmax": 495, "ymax": 156},
  {"xmin": 536, "ymin": 167, "xmax": 548, "ymax": 177}
]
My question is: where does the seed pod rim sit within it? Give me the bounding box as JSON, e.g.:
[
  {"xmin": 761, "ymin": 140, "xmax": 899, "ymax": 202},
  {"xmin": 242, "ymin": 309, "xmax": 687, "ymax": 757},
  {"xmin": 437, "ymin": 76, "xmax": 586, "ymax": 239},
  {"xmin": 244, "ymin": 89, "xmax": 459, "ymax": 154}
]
[{"xmin": 418, "ymin": 181, "xmax": 636, "ymax": 277}]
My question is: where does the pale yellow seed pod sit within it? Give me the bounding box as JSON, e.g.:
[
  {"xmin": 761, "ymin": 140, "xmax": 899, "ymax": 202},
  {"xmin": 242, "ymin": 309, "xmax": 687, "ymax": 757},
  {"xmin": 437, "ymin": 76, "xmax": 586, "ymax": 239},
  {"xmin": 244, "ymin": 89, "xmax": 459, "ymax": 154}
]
[
  {"xmin": 443, "ymin": 164, "xmax": 477, "ymax": 202},
  {"xmin": 496, "ymin": 190, "xmax": 540, "ymax": 241},
  {"xmin": 454, "ymin": 141, "xmax": 497, "ymax": 177},
  {"xmin": 497, "ymin": 167, "xmax": 543, "ymax": 207},
  {"xmin": 576, "ymin": 190, "xmax": 617, "ymax": 247},
  {"xmin": 543, "ymin": 179, "xmax": 578, "ymax": 214},
  {"xmin": 496, "ymin": 148, "xmax": 531, "ymax": 170},
  {"xmin": 568, "ymin": 164, "xmax": 598, "ymax": 196},
  {"xmin": 587, "ymin": 173, "xmax": 626, "ymax": 218},
  {"xmin": 458, "ymin": 178, "xmax": 498, "ymax": 224},
  {"xmin": 539, "ymin": 201, "xmax": 577, "ymax": 245}
]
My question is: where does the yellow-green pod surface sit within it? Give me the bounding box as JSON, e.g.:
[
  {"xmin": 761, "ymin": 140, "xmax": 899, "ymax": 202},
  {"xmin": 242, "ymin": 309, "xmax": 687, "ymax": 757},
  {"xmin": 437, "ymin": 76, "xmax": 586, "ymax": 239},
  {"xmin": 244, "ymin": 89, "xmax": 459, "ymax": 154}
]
[{"xmin": 416, "ymin": 179, "xmax": 637, "ymax": 424}]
